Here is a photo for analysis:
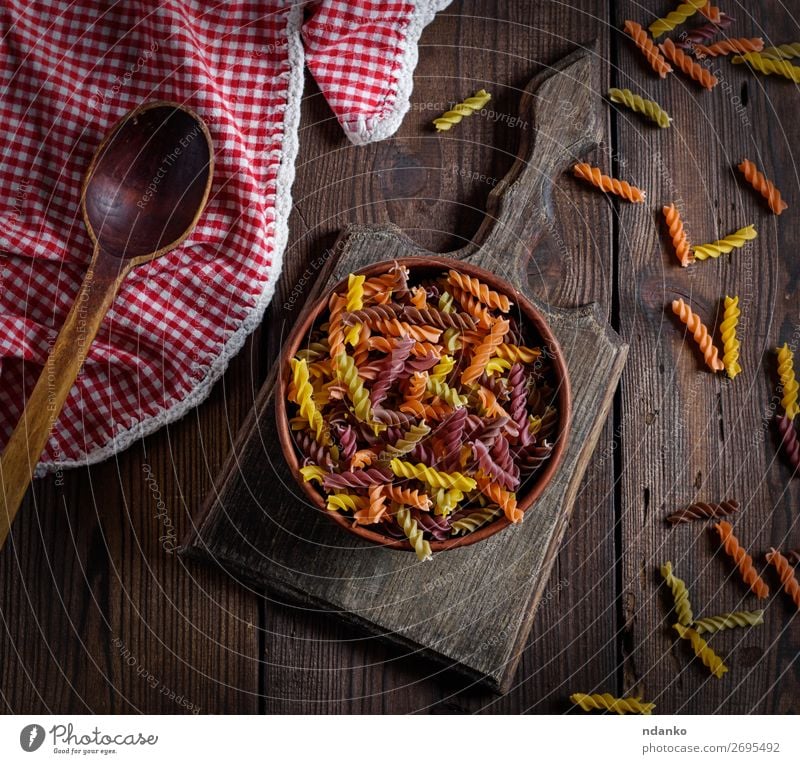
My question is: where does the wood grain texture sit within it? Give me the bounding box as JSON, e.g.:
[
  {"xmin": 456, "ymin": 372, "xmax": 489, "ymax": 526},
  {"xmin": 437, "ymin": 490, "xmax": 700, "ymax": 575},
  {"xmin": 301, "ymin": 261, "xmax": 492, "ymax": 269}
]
[
  {"xmin": 0, "ymin": 344, "xmax": 261, "ymax": 713},
  {"xmin": 615, "ymin": 0, "xmax": 800, "ymax": 714},
  {"xmin": 245, "ymin": 0, "xmax": 619, "ymax": 711},
  {"xmin": 20, "ymin": 0, "xmax": 795, "ymax": 714}
]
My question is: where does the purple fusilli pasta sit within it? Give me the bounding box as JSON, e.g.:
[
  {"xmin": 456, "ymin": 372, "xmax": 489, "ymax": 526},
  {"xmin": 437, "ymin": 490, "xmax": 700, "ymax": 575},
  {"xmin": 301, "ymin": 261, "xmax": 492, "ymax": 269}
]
[
  {"xmin": 370, "ymin": 336, "xmax": 414, "ymax": 405},
  {"xmin": 323, "ymin": 467, "xmax": 394, "ymax": 491}
]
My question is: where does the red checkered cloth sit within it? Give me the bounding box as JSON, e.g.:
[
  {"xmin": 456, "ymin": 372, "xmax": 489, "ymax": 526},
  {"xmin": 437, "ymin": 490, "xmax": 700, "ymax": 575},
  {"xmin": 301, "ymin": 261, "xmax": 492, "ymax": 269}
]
[{"xmin": 0, "ymin": 0, "xmax": 449, "ymax": 473}]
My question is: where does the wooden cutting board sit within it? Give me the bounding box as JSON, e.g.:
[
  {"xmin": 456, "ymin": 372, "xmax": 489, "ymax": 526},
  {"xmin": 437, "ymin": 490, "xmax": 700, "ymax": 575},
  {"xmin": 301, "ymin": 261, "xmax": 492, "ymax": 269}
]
[{"xmin": 181, "ymin": 45, "xmax": 628, "ymax": 693}]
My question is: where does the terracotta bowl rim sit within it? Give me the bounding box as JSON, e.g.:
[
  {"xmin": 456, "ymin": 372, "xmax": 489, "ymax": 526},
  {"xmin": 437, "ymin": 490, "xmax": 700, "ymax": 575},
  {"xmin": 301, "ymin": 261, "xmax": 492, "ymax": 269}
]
[{"xmin": 275, "ymin": 255, "xmax": 572, "ymax": 553}]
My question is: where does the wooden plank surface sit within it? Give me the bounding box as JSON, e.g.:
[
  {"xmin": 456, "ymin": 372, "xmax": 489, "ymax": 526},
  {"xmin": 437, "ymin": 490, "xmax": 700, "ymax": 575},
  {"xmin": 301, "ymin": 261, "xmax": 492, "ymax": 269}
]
[
  {"xmin": 615, "ymin": 0, "xmax": 800, "ymax": 714},
  {"xmin": 258, "ymin": 0, "xmax": 619, "ymax": 712},
  {"xmin": 5, "ymin": 0, "xmax": 796, "ymax": 715}
]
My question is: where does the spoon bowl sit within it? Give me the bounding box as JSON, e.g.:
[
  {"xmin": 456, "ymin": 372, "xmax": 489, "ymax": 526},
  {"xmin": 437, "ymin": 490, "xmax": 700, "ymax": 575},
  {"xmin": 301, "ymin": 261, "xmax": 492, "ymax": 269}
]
[{"xmin": 0, "ymin": 101, "xmax": 214, "ymax": 549}]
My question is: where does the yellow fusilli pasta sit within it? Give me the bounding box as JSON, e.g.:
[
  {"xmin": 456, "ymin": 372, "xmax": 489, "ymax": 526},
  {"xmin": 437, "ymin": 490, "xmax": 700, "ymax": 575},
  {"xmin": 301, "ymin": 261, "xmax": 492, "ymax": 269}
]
[
  {"xmin": 290, "ymin": 357, "xmax": 332, "ymax": 446},
  {"xmin": 777, "ymin": 343, "xmax": 799, "ymax": 420},
  {"xmin": 649, "ymin": 0, "xmax": 706, "ymax": 38},
  {"xmin": 389, "ymin": 459, "xmax": 477, "ymax": 491},
  {"xmin": 693, "ymin": 225, "xmax": 757, "ymax": 260},
  {"xmin": 394, "ymin": 506, "xmax": 432, "ymax": 561},
  {"xmin": 608, "ymin": 88, "xmax": 671, "ymax": 128},
  {"xmin": 673, "ymin": 623, "xmax": 729, "ymax": 678},
  {"xmin": 570, "ymin": 693, "xmax": 655, "ymax": 715},
  {"xmin": 433, "ymin": 89, "xmax": 491, "ymax": 131},
  {"xmin": 693, "ymin": 610, "xmax": 765, "ymax": 634},
  {"xmin": 660, "ymin": 561, "xmax": 694, "ymax": 626},
  {"xmin": 720, "ymin": 296, "xmax": 742, "ymax": 380}
]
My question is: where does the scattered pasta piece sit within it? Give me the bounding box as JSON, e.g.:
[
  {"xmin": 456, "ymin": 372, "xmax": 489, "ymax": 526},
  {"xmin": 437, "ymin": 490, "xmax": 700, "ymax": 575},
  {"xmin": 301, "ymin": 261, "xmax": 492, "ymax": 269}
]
[
  {"xmin": 570, "ymin": 693, "xmax": 655, "ymax": 715},
  {"xmin": 720, "ymin": 296, "xmax": 742, "ymax": 380},
  {"xmin": 732, "ymin": 52, "xmax": 800, "ymax": 83},
  {"xmin": 671, "ymin": 298, "xmax": 725, "ymax": 372},
  {"xmin": 694, "ymin": 38, "xmax": 764, "ymax": 57},
  {"xmin": 660, "ymin": 561, "xmax": 694, "ymax": 626},
  {"xmin": 760, "ymin": 43, "xmax": 800, "ymax": 60},
  {"xmin": 662, "ymin": 203, "xmax": 693, "ymax": 267},
  {"xmin": 693, "ymin": 610, "xmax": 765, "ymax": 634},
  {"xmin": 698, "ymin": 2, "xmax": 722, "ymax": 22},
  {"xmin": 666, "ymin": 499, "xmax": 739, "ymax": 525},
  {"xmin": 608, "ymin": 87, "xmax": 671, "ymax": 127},
  {"xmin": 714, "ymin": 521, "xmax": 770, "ymax": 598},
  {"xmin": 660, "ymin": 38, "xmax": 719, "ymax": 89},
  {"xmin": 673, "ymin": 624, "xmax": 729, "ymax": 678},
  {"xmin": 765, "ymin": 548, "xmax": 800, "ymax": 610},
  {"xmin": 677, "ymin": 13, "xmax": 733, "ymax": 47},
  {"xmin": 623, "ymin": 20, "xmax": 673, "ymax": 77},
  {"xmin": 738, "ymin": 159, "xmax": 788, "ymax": 215},
  {"xmin": 572, "ymin": 162, "xmax": 645, "ymax": 203},
  {"xmin": 776, "ymin": 344, "xmax": 799, "ymax": 420},
  {"xmin": 649, "ymin": 0, "xmax": 707, "ymax": 39},
  {"xmin": 693, "ymin": 225, "xmax": 757, "ymax": 260},
  {"xmin": 433, "ymin": 89, "xmax": 491, "ymax": 132},
  {"xmin": 776, "ymin": 415, "xmax": 800, "ymax": 473}
]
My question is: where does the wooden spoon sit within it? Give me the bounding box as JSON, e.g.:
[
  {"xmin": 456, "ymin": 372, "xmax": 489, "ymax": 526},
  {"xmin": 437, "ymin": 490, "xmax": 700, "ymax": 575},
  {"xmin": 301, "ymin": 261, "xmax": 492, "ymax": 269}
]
[{"xmin": 0, "ymin": 101, "xmax": 214, "ymax": 548}]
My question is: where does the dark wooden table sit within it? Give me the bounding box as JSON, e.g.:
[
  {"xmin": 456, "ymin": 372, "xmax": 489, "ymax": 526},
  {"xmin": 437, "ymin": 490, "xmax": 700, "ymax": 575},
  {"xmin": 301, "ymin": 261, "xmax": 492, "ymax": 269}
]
[{"xmin": 2, "ymin": 0, "xmax": 798, "ymax": 714}]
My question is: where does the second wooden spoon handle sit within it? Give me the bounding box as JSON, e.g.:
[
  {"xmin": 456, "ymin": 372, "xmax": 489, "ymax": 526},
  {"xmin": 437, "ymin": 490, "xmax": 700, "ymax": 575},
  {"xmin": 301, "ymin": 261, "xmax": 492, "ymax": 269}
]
[{"xmin": 0, "ymin": 249, "xmax": 126, "ymax": 548}]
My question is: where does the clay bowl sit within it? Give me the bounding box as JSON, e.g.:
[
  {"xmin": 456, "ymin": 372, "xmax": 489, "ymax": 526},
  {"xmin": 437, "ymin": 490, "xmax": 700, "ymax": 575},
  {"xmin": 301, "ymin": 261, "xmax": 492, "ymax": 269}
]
[{"xmin": 275, "ymin": 256, "xmax": 572, "ymax": 553}]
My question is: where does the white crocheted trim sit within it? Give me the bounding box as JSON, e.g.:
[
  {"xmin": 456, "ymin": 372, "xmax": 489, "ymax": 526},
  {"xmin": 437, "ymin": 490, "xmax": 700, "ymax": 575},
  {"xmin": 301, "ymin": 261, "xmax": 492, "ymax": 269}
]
[
  {"xmin": 36, "ymin": 3, "xmax": 306, "ymax": 476},
  {"xmin": 343, "ymin": 0, "xmax": 452, "ymax": 146}
]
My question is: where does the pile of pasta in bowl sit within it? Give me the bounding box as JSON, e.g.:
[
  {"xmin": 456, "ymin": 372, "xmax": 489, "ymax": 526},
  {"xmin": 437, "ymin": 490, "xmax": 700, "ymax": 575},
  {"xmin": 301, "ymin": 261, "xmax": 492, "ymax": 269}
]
[{"xmin": 282, "ymin": 261, "xmax": 565, "ymax": 561}]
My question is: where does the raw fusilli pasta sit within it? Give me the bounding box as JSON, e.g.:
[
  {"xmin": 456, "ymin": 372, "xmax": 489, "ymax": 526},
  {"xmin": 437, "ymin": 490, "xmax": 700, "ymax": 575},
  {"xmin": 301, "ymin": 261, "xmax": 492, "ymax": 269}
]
[
  {"xmin": 649, "ymin": 0, "xmax": 707, "ymax": 38},
  {"xmin": 433, "ymin": 89, "xmax": 491, "ymax": 131},
  {"xmin": 608, "ymin": 87, "xmax": 671, "ymax": 127},
  {"xmin": 570, "ymin": 693, "xmax": 655, "ymax": 715},
  {"xmin": 732, "ymin": 52, "xmax": 800, "ymax": 82},
  {"xmin": 660, "ymin": 38, "xmax": 719, "ymax": 89},
  {"xmin": 714, "ymin": 521, "xmax": 770, "ymax": 598},
  {"xmin": 446, "ymin": 269, "xmax": 512, "ymax": 312},
  {"xmin": 693, "ymin": 610, "xmax": 765, "ymax": 634},
  {"xmin": 694, "ymin": 38, "xmax": 764, "ymax": 57},
  {"xmin": 623, "ymin": 20, "xmax": 672, "ymax": 77},
  {"xmin": 760, "ymin": 43, "xmax": 800, "ymax": 60},
  {"xmin": 662, "ymin": 203, "xmax": 693, "ymax": 267},
  {"xmin": 286, "ymin": 265, "xmax": 560, "ymax": 555},
  {"xmin": 573, "ymin": 162, "xmax": 646, "ymax": 203},
  {"xmin": 766, "ymin": 548, "xmax": 800, "ymax": 610},
  {"xmin": 738, "ymin": 159, "xmax": 788, "ymax": 215},
  {"xmin": 660, "ymin": 561, "xmax": 694, "ymax": 626},
  {"xmin": 673, "ymin": 624, "xmax": 729, "ymax": 678},
  {"xmin": 692, "ymin": 225, "xmax": 757, "ymax": 260},
  {"xmin": 776, "ymin": 415, "xmax": 800, "ymax": 473},
  {"xmin": 671, "ymin": 298, "xmax": 725, "ymax": 372},
  {"xmin": 720, "ymin": 295, "xmax": 742, "ymax": 380},
  {"xmin": 394, "ymin": 506, "xmax": 432, "ymax": 561},
  {"xmin": 666, "ymin": 499, "xmax": 739, "ymax": 525},
  {"xmin": 776, "ymin": 344, "xmax": 799, "ymax": 420}
]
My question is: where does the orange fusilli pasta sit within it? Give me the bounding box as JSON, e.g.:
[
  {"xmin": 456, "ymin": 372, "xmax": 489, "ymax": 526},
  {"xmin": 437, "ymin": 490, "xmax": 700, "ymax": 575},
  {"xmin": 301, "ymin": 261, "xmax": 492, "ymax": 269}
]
[
  {"xmin": 714, "ymin": 521, "xmax": 770, "ymax": 599},
  {"xmin": 738, "ymin": 159, "xmax": 788, "ymax": 215},
  {"xmin": 663, "ymin": 204, "xmax": 693, "ymax": 267},
  {"xmin": 660, "ymin": 38, "xmax": 719, "ymax": 89},
  {"xmin": 671, "ymin": 299, "xmax": 725, "ymax": 372},
  {"xmin": 765, "ymin": 548, "xmax": 800, "ymax": 610},
  {"xmin": 573, "ymin": 162, "xmax": 646, "ymax": 203},
  {"xmin": 623, "ymin": 20, "xmax": 672, "ymax": 77}
]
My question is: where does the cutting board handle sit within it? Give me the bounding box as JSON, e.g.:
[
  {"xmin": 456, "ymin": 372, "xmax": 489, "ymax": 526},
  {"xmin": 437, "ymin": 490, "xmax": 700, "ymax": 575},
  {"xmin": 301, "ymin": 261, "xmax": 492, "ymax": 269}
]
[{"xmin": 464, "ymin": 43, "xmax": 603, "ymax": 286}]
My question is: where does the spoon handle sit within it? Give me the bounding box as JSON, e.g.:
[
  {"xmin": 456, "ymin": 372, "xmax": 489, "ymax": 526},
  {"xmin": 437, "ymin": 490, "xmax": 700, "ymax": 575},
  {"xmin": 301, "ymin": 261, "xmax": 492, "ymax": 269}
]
[{"xmin": 0, "ymin": 249, "xmax": 128, "ymax": 548}]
